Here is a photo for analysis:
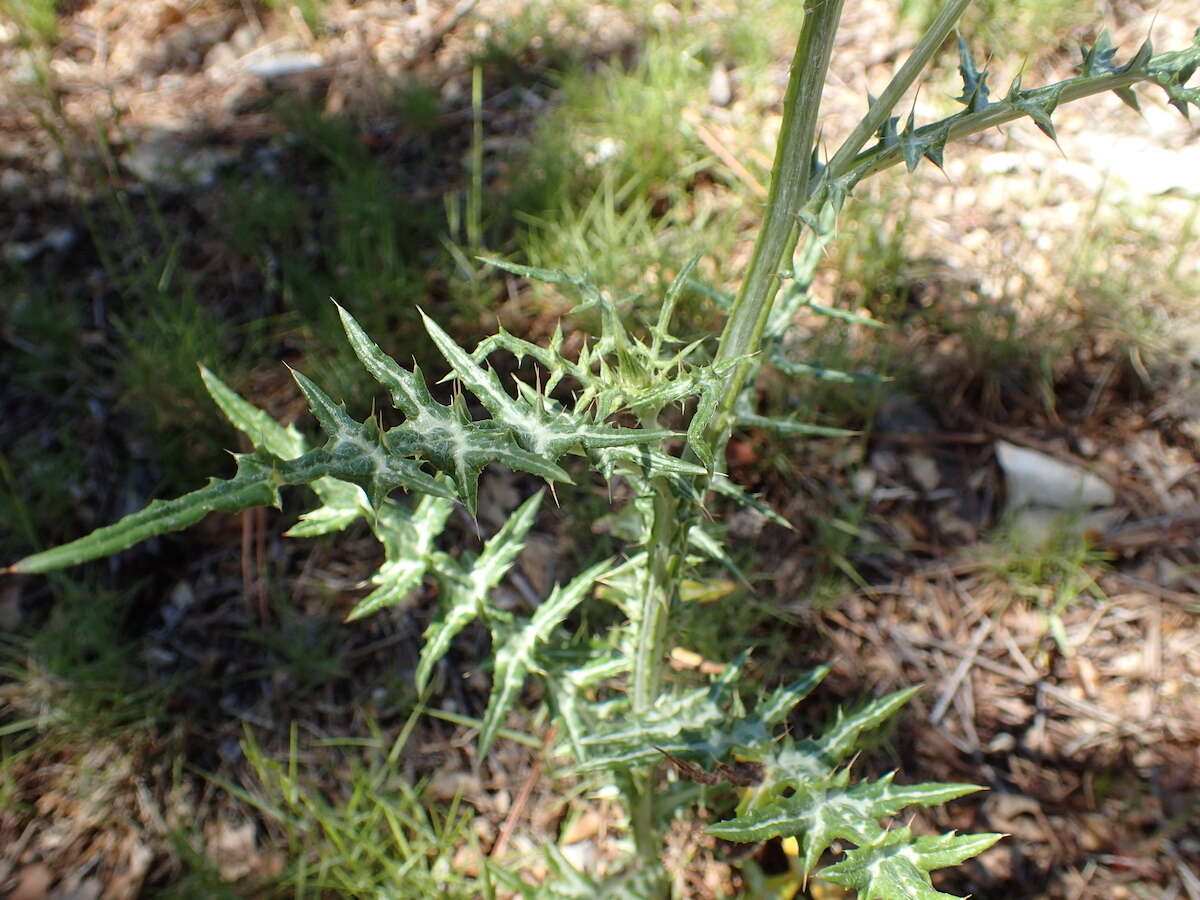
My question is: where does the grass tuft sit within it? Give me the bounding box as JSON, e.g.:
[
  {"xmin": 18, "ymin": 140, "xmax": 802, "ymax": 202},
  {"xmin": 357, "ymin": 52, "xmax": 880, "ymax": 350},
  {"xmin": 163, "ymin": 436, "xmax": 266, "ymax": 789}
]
[{"xmin": 203, "ymin": 723, "xmax": 488, "ymax": 897}]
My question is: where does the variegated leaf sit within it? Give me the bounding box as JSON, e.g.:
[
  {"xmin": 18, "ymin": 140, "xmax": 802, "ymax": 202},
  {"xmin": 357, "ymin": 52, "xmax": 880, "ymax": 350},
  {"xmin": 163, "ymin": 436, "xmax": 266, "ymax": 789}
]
[
  {"xmin": 9, "ymin": 451, "xmax": 282, "ymax": 574},
  {"xmin": 415, "ymin": 491, "xmax": 544, "ymax": 692},
  {"xmin": 708, "ymin": 771, "xmax": 984, "ymax": 873},
  {"xmin": 335, "ymin": 305, "xmax": 571, "ymax": 513},
  {"xmin": 345, "ymin": 493, "xmax": 455, "ymax": 622},
  {"xmin": 199, "ymin": 366, "xmax": 369, "ymax": 537},
  {"xmin": 818, "ymin": 828, "xmax": 1003, "ymax": 900},
  {"xmin": 420, "ymin": 310, "xmax": 674, "ymax": 460},
  {"xmin": 289, "ymin": 369, "xmax": 455, "ymax": 507},
  {"xmin": 478, "ymin": 558, "xmax": 612, "ymax": 755}
]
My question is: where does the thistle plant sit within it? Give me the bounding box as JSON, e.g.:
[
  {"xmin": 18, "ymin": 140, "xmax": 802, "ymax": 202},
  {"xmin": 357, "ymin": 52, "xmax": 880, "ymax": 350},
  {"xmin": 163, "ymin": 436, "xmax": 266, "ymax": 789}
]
[{"xmin": 9, "ymin": 2, "xmax": 1199, "ymax": 896}]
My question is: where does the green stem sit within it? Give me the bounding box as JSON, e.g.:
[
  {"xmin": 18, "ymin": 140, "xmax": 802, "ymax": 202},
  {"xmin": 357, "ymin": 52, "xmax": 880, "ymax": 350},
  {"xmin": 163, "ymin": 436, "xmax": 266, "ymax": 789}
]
[
  {"xmin": 628, "ymin": 480, "xmax": 682, "ymax": 868},
  {"xmin": 630, "ymin": 769, "xmax": 657, "ymax": 864},
  {"xmin": 631, "ymin": 481, "xmax": 680, "ymax": 715},
  {"xmin": 710, "ymin": 0, "xmax": 978, "ymax": 451},
  {"xmin": 709, "ymin": 0, "xmax": 847, "ymax": 441},
  {"xmin": 627, "ymin": 404, "xmax": 686, "ymax": 866},
  {"xmin": 824, "ymin": 0, "xmax": 974, "ymax": 179},
  {"xmin": 842, "ymin": 63, "xmax": 1193, "ymax": 185}
]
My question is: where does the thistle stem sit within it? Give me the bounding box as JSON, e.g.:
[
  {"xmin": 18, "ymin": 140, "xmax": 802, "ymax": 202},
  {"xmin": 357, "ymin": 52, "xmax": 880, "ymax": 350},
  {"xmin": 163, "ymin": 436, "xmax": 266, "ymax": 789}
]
[
  {"xmin": 824, "ymin": 0, "xmax": 974, "ymax": 179},
  {"xmin": 631, "ymin": 481, "xmax": 680, "ymax": 715},
  {"xmin": 628, "ymin": 478, "xmax": 683, "ymax": 867},
  {"xmin": 843, "ymin": 61, "xmax": 1197, "ymax": 185},
  {"xmin": 709, "ymin": 0, "xmax": 847, "ymax": 443},
  {"xmin": 710, "ymin": 0, "xmax": 978, "ymax": 453}
]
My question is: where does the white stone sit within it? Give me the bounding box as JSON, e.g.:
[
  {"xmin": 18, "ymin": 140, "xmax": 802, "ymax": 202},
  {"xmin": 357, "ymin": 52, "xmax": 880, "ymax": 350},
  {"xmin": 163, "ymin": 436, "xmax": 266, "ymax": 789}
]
[
  {"xmin": 244, "ymin": 51, "xmax": 324, "ymax": 80},
  {"xmin": 995, "ymin": 440, "xmax": 1115, "ymax": 511}
]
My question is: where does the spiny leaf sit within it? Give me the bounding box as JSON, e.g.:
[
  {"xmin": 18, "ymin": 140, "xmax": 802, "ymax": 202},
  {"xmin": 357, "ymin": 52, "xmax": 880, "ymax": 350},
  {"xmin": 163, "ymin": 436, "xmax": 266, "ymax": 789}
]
[
  {"xmin": 1147, "ymin": 33, "xmax": 1200, "ymax": 117},
  {"xmin": 708, "ymin": 772, "xmax": 984, "ymax": 874},
  {"xmin": 877, "ymin": 115, "xmax": 900, "ymax": 146},
  {"xmin": 955, "ymin": 38, "xmax": 990, "ymax": 113},
  {"xmin": 336, "ymin": 303, "xmax": 444, "ymax": 417},
  {"xmin": 414, "ymin": 492, "xmax": 545, "ymax": 691},
  {"xmin": 478, "ymin": 559, "xmax": 611, "ymax": 755},
  {"xmin": 283, "ymin": 481, "xmax": 368, "ymax": 537},
  {"xmin": 650, "ymin": 255, "xmax": 702, "ymax": 357},
  {"xmin": 547, "ymin": 653, "xmax": 629, "ymax": 758},
  {"xmin": 345, "ymin": 493, "xmax": 455, "ymax": 622},
  {"xmin": 1108, "ymin": 37, "xmax": 1152, "ymax": 118},
  {"xmin": 576, "ymin": 658, "xmax": 749, "ymax": 770},
  {"xmin": 898, "ymin": 111, "xmax": 924, "ymax": 173},
  {"xmin": 1124, "ymin": 37, "xmax": 1154, "ymax": 74},
  {"xmin": 8, "ymin": 451, "xmax": 282, "ymax": 574},
  {"xmin": 477, "ymin": 257, "xmax": 608, "ymax": 309},
  {"xmin": 706, "ymin": 475, "xmax": 793, "ymax": 530},
  {"xmin": 466, "ymin": 491, "xmax": 546, "ymax": 599},
  {"xmin": 818, "ymin": 828, "xmax": 1004, "ymax": 900},
  {"xmin": 1078, "ymin": 30, "xmax": 1120, "ymax": 77},
  {"xmin": 737, "ymin": 410, "xmax": 858, "ymax": 438},
  {"xmin": 17, "ymin": 313, "xmax": 561, "ymax": 573},
  {"xmin": 289, "ymin": 369, "xmax": 454, "ymax": 508},
  {"xmin": 687, "ymin": 522, "xmax": 749, "ymax": 586},
  {"xmin": 576, "ymin": 660, "xmax": 831, "ymax": 774},
  {"xmin": 419, "ymin": 310, "xmax": 673, "ymax": 459},
  {"xmin": 9, "ymin": 357, "xmax": 477, "ymax": 575},
  {"xmin": 685, "ymin": 382, "xmax": 723, "ymax": 470},
  {"xmin": 591, "ymin": 445, "xmax": 709, "ymax": 482},
  {"xmin": 756, "ymin": 664, "xmax": 830, "ymax": 724},
  {"xmin": 477, "ymin": 257, "xmax": 629, "ymax": 356},
  {"xmin": 1006, "ymin": 75, "xmax": 1063, "ymax": 144},
  {"xmin": 817, "ymin": 686, "xmax": 920, "ymax": 762},
  {"xmin": 415, "ymin": 565, "xmax": 489, "ymax": 694},
  {"xmin": 806, "ymin": 300, "xmax": 886, "ymax": 328},
  {"xmin": 335, "ymin": 305, "xmax": 570, "ymax": 513},
  {"xmin": 734, "ymin": 686, "xmax": 924, "ymax": 816},
  {"xmin": 200, "ymin": 365, "xmax": 305, "ymax": 458},
  {"xmin": 1113, "ymin": 85, "xmax": 1141, "ymax": 113},
  {"xmin": 676, "ymin": 362, "xmax": 746, "ymax": 471},
  {"xmin": 918, "ymin": 122, "xmax": 950, "ymax": 171},
  {"xmin": 200, "ymin": 367, "xmax": 370, "ymax": 537},
  {"xmin": 615, "ymin": 367, "xmax": 715, "ymax": 415},
  {"xmin": 772, "ymin": 355, "xmax": 887, "ymax": 385}
]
